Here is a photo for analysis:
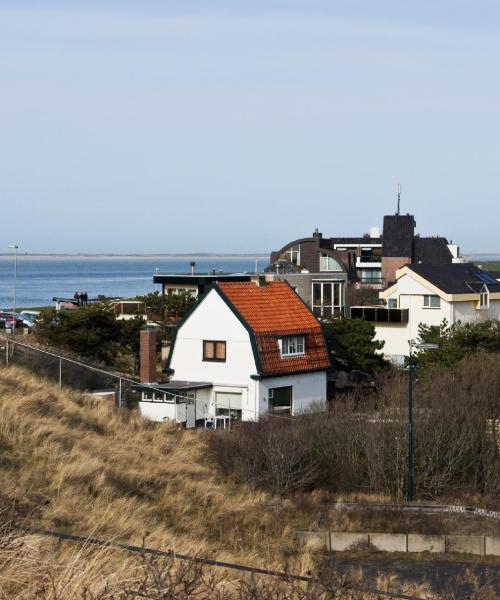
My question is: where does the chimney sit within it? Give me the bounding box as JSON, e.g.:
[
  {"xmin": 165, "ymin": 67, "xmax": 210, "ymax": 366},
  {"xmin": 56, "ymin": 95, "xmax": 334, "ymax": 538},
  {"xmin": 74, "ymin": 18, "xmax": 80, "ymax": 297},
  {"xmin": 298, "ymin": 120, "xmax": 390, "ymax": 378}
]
[
  {"xmin": 313, "ymin": 228, "xmax": 322, "ymax": 240},
  {"xmin": 140, "ymin": 328, "xmax": 157, "ymax": 383},
  {"xmin": 190, "ymin": 261, "xmax": 195, "ymax": 275}
]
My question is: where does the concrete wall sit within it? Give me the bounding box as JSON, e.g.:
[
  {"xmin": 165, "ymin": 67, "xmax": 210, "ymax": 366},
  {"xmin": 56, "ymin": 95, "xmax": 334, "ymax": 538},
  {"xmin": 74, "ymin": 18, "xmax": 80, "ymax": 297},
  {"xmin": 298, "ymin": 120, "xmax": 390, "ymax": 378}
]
[
  {"xmin": 299, "ymin": 531, "xmax": 500, "ymax": 556},
  {"xmin": 330, "ymin": 532, "xmax": 368, "ymax": 551},
  {"xmin": 369, "ymin": 533, "xmax": 407, "ymax": 552},
  {"xmin": 407, "ymin": 534, "xmax": 445, "ymax": 553}
]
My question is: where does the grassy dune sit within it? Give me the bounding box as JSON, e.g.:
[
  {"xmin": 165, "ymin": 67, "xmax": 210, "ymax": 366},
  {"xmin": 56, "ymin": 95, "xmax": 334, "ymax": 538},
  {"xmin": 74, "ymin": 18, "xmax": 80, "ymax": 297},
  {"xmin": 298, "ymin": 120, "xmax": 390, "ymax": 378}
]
[
  {"xmin": 0, "ymin": 366, "xmax": 498, "ymax": 598},
  {"xmin": 0, "ymin": 366, "xmax": 322, "ymax": 571}
]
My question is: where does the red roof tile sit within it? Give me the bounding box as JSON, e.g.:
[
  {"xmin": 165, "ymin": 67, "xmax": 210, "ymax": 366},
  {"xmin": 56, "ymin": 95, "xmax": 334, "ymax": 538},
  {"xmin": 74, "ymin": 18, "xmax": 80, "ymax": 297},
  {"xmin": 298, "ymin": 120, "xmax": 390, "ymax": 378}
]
[{"xmin": 217, "ymin": 282, "xmax": 330, "ymax": 376}]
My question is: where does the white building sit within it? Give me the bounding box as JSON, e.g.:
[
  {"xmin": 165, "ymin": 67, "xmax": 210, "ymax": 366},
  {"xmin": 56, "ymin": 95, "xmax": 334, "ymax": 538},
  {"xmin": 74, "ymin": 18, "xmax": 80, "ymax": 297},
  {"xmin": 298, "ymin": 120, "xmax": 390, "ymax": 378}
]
[
  {"xmin": 138, "ymin": 281, "xmax": 330, "ymax": 426},
  {"xmin": 351, "ymin": 263, "xmax": 500, "ymax": 363}
]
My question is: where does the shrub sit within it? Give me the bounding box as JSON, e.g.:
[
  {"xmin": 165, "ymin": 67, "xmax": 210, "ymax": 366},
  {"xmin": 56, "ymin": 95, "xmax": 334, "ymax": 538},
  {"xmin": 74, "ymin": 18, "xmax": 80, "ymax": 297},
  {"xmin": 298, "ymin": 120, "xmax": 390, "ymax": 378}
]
[{"xmin": 207, "ymin": 355, "xmax": 500, "ymax": 501}]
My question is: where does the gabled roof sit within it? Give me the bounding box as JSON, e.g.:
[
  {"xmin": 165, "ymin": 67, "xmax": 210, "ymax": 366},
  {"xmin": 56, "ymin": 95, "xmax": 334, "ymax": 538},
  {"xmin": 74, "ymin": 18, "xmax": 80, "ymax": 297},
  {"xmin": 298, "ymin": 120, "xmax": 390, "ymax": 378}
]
[
  {"xmin": 217, "ymin": 282, "xmax": 330, "ymax": 377},
  {"xmin": 406, "ymin": 263, "xmax": 500, "ymax": 295}
]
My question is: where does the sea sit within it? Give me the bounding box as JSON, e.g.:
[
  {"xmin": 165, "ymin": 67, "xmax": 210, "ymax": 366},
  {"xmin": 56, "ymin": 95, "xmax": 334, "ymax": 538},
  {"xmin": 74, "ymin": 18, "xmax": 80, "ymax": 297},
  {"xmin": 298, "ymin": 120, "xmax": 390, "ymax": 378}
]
[{"xmin": 0, "ymin": 256, "xmax": 267, "ymax": 310}]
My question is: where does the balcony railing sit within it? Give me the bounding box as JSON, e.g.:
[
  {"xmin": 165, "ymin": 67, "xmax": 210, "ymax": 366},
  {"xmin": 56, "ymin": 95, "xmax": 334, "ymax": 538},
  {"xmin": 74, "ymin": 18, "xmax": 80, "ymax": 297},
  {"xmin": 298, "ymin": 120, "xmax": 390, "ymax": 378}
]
[
  {"xmin": 350, "ymin": 306, "xmax": 409, "ymax": 324},
  {"xmin": 358, "ymin": 255, "xmax": 382, "ymax": 263}
]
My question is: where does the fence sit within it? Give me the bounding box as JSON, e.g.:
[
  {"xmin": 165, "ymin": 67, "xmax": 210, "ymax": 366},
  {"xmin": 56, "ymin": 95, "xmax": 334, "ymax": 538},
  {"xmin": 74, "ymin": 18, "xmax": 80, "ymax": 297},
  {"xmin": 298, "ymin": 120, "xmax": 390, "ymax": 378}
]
[{"xmin": 0, "ymin": 334, "xmax": 141, "ymax": 408}]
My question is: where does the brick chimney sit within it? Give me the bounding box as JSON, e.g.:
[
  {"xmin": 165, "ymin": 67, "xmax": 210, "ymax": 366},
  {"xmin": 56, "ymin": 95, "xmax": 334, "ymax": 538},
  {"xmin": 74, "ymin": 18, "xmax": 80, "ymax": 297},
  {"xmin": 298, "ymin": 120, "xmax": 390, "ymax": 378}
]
[{"xmin": 140, "ymin": 329, "xmax": 157, "ymax": 383}]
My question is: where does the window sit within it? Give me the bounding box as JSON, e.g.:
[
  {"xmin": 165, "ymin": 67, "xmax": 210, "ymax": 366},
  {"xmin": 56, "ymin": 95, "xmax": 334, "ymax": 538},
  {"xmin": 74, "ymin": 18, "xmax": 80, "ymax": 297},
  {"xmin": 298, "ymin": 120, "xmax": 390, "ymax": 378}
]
[
  {"xmin": 203, "ymin": 340, "xmax": 226, "ymax": 361},
  {"xmin": 285, "ymin": 244, "xmax": 301, "ymax": 266},
  {"xmin": 423, "ymin": 295, "xmax": 440, "ymax": 309},
  {"xmin": 281, "ymin": 335, "xmax": 305, "ymax": 356},
  {"xmin": 312, "ymin": 281, "xmax": 343, "ymax": 317},
  {"xmin": 214, "ymin": 392, "xmax": 242, "ymax": 420},
  {"xmin": 479, "ymin": 289, "xmax": 489, "ymax": 309},
  {"xmin": 319, "ymin": 254, "xmax": 342, "ymax": 272},
  {"xmin": 387, "ymin": 298, "xmax": 398, "ymax": 309},
  {"xmin": 360, "ymin": 269, "xmax": 382, "ymax": 283},
  {"xmin": 268, "ymin": 386, "xmax": 292, "ymax": 415}
]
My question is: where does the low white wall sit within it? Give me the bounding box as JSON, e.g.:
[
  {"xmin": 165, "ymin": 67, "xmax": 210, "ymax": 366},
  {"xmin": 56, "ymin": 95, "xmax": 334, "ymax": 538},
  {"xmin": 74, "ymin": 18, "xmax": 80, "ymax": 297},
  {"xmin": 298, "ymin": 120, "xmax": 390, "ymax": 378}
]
[
  {"xmin": 298, "ymin": 532, "xmax": 500, "ymax": 556},
  {"xmin": 374, "ymin": 323, "xmax": 410, "ymax": 359},
  {"xmin": 138, "ymin": 401, "xmax": 177, "ymax": 422}
]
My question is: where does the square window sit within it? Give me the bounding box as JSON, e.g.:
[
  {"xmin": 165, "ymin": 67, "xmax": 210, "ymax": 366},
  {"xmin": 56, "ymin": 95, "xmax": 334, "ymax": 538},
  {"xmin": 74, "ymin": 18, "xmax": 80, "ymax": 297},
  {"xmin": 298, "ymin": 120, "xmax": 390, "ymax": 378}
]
[
  {"xmin": 203, "ymin": 340, "xmax": 226, "ymax": 362},
  {"xmin": 281, "ymin": 336, "xmax": 305, "ymax": 357},
  {"xmin": 423, "ymin": 295, "xmax": 440, "ymax": 308}
]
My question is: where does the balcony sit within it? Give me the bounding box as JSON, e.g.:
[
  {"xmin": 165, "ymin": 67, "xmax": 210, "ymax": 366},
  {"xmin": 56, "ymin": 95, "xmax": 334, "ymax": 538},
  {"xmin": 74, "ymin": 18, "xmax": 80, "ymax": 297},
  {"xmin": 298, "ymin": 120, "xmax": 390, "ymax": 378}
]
[
  {"xmin": 350, "ymin": 306, "xmax": 409, "ymax": 324},
  {"xmin": 356, "ymin": 255, "xmax": 382, "ymax": 268}
]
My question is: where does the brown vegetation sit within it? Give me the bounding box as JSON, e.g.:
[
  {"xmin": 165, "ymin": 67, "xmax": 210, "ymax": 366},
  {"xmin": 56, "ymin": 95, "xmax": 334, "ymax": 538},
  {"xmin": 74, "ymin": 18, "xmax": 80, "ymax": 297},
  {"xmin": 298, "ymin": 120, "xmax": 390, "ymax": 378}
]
[
  {"xmin": 208, "ymin": 355, "xmax": 500, "ymax": 502},
  {"xmin": 0, "ymin": 361, "xmax": 498, "ymax": 598},
  {"xmin": 0, "ymin": 366, "xmax": 319, "ymax": 571}
]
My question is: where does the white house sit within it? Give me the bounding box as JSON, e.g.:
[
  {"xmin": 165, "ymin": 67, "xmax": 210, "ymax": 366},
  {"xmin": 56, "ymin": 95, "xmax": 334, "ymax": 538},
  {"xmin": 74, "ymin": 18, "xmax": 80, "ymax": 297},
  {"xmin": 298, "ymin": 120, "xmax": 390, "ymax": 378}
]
[
  {"xmin": 138, "ymin": 281, "xmax": 330, "ymax": 426},
  {"xmin": 351, "ymin": 263, "xmax": 500, "ymax": 363}
]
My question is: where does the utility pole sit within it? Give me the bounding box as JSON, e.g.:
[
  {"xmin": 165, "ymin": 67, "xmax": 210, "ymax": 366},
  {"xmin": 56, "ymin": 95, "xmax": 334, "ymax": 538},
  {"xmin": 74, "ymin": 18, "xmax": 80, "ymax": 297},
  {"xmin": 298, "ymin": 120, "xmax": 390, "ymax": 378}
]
[{"xmin": 8, "ymin": 245, "xmax": 19, "ymax": 333}]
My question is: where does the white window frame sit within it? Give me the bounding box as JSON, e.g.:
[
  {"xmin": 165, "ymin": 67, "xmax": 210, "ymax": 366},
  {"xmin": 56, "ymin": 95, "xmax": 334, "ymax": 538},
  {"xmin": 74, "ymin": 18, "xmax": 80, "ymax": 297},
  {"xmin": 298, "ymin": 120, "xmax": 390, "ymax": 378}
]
[
  {"xmin": 312, "ymin": 280, "xmax": 343, "ymax": 317},
  {"xmin": 285, "ymin": 244, "xmax": 301, "ymax": 266},
  {"xmin": 281, "ymin": 335, "xmax": 305, "ymax": 357},
  {"xmin": 319, "ymin": 254, "xmax": 342, "ymax": 272},
  {"xmin": 479, "ymin": 288, "xmax": 489, "ymax": 309},
  {"xmin": 423, "ymin": 295, "xmax": 441, "ymax": 309}
]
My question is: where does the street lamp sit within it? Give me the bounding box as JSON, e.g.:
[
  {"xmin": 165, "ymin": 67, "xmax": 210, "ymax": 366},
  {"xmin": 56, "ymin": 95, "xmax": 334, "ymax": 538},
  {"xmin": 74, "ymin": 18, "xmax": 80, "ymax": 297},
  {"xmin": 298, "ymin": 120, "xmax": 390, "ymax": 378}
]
[
  {"xmin": 8, "ymin": 245, "xmax": 19, "ymax": 333},
  {"xmin": 407, "ymin": 340, "xmax": 439, "ymax": 502}
]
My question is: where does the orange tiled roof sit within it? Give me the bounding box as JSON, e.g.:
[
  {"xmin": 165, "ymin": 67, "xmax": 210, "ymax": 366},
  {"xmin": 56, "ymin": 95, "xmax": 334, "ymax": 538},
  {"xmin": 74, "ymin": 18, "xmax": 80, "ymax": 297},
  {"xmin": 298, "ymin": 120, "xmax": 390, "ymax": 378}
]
[{"xmin": 217, "ymin": 282, "xmax": 330, "ymax": 376}]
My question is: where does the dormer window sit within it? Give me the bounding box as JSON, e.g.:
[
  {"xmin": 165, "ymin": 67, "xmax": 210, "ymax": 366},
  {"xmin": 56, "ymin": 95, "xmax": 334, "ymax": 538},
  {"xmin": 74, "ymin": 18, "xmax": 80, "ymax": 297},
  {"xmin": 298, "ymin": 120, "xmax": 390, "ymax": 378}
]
[
  {"xmin": 479, "ymin": 288, "xmax": 489, "ymax": 309},
  {"xmin": 281, "ymin": 335, "xmax": 305, "ymax": 357}
]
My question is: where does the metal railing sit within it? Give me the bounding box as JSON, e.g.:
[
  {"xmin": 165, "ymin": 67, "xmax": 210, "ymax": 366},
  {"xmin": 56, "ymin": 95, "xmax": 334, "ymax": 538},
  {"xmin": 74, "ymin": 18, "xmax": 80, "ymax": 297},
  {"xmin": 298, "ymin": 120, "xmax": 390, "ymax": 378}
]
[{"xmin": 1, "ymin": 335, "xmax": 134, "ymax": 406}]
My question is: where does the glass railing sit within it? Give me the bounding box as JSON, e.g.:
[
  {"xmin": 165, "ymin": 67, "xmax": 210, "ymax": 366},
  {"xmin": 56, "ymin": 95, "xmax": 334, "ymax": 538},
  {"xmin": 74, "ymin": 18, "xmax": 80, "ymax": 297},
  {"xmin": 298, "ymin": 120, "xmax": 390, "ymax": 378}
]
[{"xmin": 357, "ymin": 255, "xmax": 382, "ymax": 263}]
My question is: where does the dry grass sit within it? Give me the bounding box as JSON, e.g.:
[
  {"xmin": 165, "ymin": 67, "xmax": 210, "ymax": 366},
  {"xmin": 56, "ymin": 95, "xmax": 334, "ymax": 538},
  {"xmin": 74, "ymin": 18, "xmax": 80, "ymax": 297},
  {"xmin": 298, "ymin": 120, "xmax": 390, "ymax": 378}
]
[
  {"xmin": 0, "ymin": 366, "xmax": 323, "ymax": 572},
  {"xmin": 0, "ymin": 366, "xmax": 498, "ymax": 598}
]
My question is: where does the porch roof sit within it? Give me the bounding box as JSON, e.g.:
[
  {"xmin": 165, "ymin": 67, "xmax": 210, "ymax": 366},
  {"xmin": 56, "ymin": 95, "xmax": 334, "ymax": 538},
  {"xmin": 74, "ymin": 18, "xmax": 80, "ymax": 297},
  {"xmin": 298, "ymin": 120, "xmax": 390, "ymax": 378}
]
[{"xmin": 133, "ymin": 381, "xmax": 212, "ymax": 393}]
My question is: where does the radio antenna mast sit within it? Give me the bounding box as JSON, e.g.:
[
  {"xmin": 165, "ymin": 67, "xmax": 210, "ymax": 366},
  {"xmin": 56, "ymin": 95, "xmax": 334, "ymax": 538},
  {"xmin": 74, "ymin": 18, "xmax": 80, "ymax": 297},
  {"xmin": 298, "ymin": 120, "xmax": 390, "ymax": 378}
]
[{"xmin": 397, "ymin": 183, "xmax": 401, "ymax": 215}]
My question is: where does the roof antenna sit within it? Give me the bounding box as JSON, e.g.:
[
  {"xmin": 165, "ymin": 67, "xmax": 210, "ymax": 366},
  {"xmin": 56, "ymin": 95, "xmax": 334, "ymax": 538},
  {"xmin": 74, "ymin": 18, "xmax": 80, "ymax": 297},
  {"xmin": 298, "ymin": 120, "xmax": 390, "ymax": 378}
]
[{"xmin": 396, "ymin": 183, "xmax": 401, "ymax": 215}]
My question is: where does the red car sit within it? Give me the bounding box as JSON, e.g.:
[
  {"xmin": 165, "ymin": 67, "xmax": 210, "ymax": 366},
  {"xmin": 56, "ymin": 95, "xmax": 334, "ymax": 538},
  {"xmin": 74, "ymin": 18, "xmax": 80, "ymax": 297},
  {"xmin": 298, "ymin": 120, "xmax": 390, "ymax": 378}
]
[{"xmin": 5, "ymin": 315, "xmax": 25, "ymax": 329}]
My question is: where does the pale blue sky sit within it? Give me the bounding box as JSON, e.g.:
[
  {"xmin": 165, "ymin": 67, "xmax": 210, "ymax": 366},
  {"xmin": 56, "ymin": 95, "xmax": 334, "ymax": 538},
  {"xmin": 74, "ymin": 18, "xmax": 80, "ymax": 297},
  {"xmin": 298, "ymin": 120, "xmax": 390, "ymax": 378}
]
[{"xmin": 0, "ymin": 1, "xmax": 499, "ymax": 254}]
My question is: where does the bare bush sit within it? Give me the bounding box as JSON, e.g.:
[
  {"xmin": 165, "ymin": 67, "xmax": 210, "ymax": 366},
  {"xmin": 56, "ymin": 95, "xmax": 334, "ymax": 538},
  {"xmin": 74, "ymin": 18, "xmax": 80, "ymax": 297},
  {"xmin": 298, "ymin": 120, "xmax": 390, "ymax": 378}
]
[{"xmin": 207, "ymin": 355, "xmax": 500, "ymax": 501}]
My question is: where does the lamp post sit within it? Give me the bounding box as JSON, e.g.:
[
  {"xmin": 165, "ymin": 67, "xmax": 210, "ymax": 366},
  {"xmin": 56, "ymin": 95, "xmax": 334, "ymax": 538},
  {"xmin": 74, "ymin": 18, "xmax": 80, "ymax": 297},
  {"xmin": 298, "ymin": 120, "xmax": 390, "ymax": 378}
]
[
  {"xmin": 407, "ymin": 340, "xmax": 439, "ymax": 502},
  {"xmin": 8, "ymin": 245, "xmax": 19, "ymax": 333}
]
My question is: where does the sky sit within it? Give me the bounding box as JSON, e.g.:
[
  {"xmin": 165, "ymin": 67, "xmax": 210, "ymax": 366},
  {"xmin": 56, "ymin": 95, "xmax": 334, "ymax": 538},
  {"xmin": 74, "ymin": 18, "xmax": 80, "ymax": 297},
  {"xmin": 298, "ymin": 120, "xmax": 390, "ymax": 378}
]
[{"xmin": 0, "ymin": 1, "xmax": 499, "ymax": 254}]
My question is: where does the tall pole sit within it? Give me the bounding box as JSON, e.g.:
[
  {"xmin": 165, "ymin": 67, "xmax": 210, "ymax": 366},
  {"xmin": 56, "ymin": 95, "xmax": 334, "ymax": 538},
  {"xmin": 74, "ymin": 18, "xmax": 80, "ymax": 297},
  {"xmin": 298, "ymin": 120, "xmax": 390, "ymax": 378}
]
[
  {"xmin": 8, "ymin": 245, "xmax": 19, "ymax": 334},
  {"xmin": 407, "ymin": 341, "xmax": 414, "ymax": 502}
]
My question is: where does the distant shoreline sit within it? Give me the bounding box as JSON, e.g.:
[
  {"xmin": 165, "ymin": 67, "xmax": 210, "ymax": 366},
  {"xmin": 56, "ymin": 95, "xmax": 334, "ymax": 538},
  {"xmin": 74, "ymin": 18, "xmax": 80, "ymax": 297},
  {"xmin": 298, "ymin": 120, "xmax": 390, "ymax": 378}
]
[{"xmin": 0, "ymin": 253, "xmax": 268, "ymax": 261}]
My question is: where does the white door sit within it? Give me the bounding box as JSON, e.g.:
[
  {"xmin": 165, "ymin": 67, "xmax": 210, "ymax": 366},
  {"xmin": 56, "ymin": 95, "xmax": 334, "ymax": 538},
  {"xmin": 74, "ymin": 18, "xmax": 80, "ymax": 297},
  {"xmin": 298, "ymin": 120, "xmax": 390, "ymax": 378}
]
[{"xmin": 185, "ymin": 395, "xmax": 195, "ymax": 428}]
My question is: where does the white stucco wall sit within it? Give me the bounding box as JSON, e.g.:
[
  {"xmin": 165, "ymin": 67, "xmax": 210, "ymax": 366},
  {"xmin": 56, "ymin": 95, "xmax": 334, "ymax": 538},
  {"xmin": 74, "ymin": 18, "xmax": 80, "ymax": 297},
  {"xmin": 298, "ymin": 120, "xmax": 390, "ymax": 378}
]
[
  {"xmin": 139, "ymin": 401, "xmax": 178, "ymax": 422},
  {"xmin": 170, "ymin": 289, "xmax": 258, "ymax": 383},
  {"xmin": 374, "ymin": 323, "xmax": 410, "ymax": 360},
  {"xmin": 378, "ymin": 273, "xmax": 500, "ymax": 359},
  {"xmin": 168, "ymin": 289, "xmax": 260, "ymax": 420},
  {"xmin": 257, "ymin": 371, "xmax": 327, "ymax": 416}
]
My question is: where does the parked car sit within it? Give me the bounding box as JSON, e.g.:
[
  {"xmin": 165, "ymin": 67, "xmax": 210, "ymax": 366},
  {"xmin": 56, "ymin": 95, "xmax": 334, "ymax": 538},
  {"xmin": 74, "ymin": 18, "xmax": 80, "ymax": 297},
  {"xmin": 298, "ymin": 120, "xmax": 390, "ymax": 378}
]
[
  {"xmin": 4, "ymin": 315, "xmax": 25, "ymax": 329},
  {"xmin": 20, "ymin": 310, "xmax": 40, "ymax": 325},
  {"xmin": 0, "ymin": 311, "xmax": 34, "ymax": 329}
]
